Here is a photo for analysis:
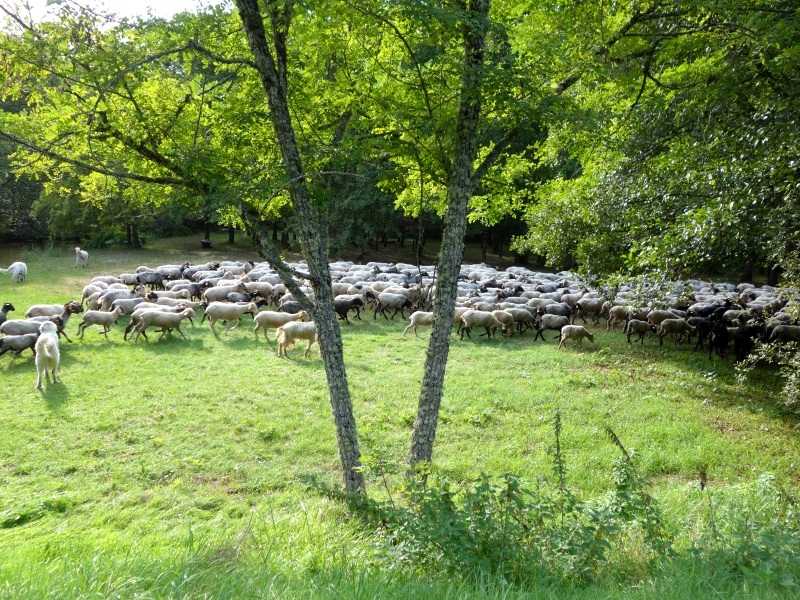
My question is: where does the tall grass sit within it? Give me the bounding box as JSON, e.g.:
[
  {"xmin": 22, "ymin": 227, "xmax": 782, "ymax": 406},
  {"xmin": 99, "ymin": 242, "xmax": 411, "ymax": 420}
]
[{"xmin": 0, "ymin": 241, "xmax": 798, "ymax": 598}]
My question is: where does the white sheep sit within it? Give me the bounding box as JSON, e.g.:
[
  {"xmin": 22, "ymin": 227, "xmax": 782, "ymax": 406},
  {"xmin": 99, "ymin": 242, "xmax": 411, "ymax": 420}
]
[
  {"xmin": 204, "ymin": 301, "xmax": 259, "ymax": 336},
  {"xmin": 276, "ymin": 321, "xmax": 317, "ymax": 357},
  {"xmin": 624, "ymin": 319, "xmax": 654, "ymax": 344},
  {"xmin": 124, "ymin": 304, "xmax": 192, "ymax": 340},
  {"xmin": 491, "ymin": 310, "xmax": 515, "ymax": 337},
  {"xmin": 557, "ymin": 325, "xmax": 594, "ymax": 349},
  {"xmin": 253, "ymin": 310, "xmax": 309, "ymax": 343},
  {"xmin": 133, "ymin": 308, "xmax": 194, "ymax": 344},
  {"xmin": 74, "ymin": 247, "xmax": 89, "ymax": 268},
  {"xmin": 459, "ymin": 310, "xmax": 505, "ymax": 339},
  {"xmin": 77, "ymin": 306, "xmax": 125, "ymax": 338},
  {"xmin": 403, "ymin": 311, "xmax": 434, "ymax": 337},
  {"xmin": 34, "ymin": 321, "xmax": 60, "ymax": 389},
  {"xmin": 203, "ymin": 282, "xmax": 245, "ymax": 303},
  {"xmin": 657, "ymin": 318, "xmax": 696, "ymax": 346},
  {"xmin": 0, "ymin": 261, "xmax": 27, "ymax": 283}
]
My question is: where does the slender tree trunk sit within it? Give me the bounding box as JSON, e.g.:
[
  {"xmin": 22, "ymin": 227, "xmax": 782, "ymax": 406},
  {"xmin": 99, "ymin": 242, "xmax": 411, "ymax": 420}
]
[
  {"xmin": 131, "ymin": 222, "xmax": 141, "ymax": 249},
  {"xmin": 409, "ymin": 0, "xmax": 490, "ymax": 470},
  {"xmin": 204, "ymin": 220, "xmax": 211, "ymax": 240},
  {"xmin": 236, "ymin": 0, "xmax": 363, "ymax": 494},
  {"xmin": 228, "ymin": 224, "xmax": 235, "ymax": 244},
  {"xmin": 127, "ymin": 223, "xmax": 132, "ymax": 246}
]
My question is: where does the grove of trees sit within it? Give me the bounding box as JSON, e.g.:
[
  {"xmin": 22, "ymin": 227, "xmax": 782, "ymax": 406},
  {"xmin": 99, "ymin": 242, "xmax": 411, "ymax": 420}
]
[{"xmin": 1, "ymin": 0, "xmax": 798, "ymax": 491}]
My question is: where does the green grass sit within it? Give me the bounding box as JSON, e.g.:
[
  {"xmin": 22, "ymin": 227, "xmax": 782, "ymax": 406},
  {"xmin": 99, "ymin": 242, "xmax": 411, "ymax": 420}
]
[{"xmin": 0, "ymin": 240, "xmax": 798, "ymax": 598}]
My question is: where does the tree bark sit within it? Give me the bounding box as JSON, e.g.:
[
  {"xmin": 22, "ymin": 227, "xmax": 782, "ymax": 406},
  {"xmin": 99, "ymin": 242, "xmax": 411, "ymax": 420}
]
[
  {"xmin": 235, "ymin": 0, "xmax": 363, "ymax": 494},
  {"xmin": 409, "ymin": 0, "xmax": 490, "ymax": 470},
  {"xmin": 228, "ymin": 224, "xmax": 235, "ymax": 244}
]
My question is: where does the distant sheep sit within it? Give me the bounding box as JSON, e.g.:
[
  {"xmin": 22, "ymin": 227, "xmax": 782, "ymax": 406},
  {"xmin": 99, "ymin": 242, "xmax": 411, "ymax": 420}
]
[
  {"xmin": 276, "ymin": 321, "xmax": 317, "ymax": 357},
  {"xmin": 0, "ymin": 262, "xmax": 27, "ymax": 283},
  {"xmin": 74, "ymin": 247, "xmax": 89, "ymax": 268},
  {"xmin": 557, "ymin": 325, "xmax": 594, "ymax": 349}
]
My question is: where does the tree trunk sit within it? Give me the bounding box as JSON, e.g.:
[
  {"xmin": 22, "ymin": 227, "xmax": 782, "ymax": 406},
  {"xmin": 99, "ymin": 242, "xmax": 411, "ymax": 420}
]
[
  {"xmin": 204, "ymin": 220, "xmax": 211, "ymax": 240},
  {"xmin": 409, "ymin": 0, "xmax": 490, "ymax": 471},
  {"xmin": 228, "ymin": 224, "xmax": 235, "ymax": 244},
  {"xmin": 236, "ymin": 0, "xmax": 363, "ymax": 494},
  {"xmin": 481, "ymin": 228, "xmax": 487, "ymax": 263},
  {"xmin": 126, "ymin": 223, "xmax": 132, "ymax": 246},
  {"xmin": 131, "ymin": 221, "xmax": 141, "ymax": 249}
]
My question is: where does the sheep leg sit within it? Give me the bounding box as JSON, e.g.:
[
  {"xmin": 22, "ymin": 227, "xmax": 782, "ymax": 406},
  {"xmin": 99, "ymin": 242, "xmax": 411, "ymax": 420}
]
[
  {"xmin": 209, "ymin": 320, "xmax": 219, "ymax": 337},
  {"xmin": 303, "ymin": 338, "xmax": 314, "ymax": 357},
  {"xmin": 402, "ymin": 323, "xmax": 413, "ymax": 336},
  {"xmin": 175, "ymin": 325, "xmax": 187, "ymax": 340},
  {"xmin": 460, "ymin": 326, "xmax": 471, "ymax": 340},
  {"xmin": 58, "ymin": 330, "xmax": 74, "ymax": 343}
]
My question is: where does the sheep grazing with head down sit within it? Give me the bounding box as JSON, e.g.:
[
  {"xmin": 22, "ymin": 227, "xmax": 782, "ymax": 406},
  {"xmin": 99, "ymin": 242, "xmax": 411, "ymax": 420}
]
[
  {"xmin": 34, "ymin": 321, "xmax": 60, "ymax": 389},
  {"xmin": 557, "ymin": 325, "xmax": 594, "ymax": 349},
  {"xmin": 0, "ymin": 261, "xmax": 27, "ymax": 283},
  {"xmin": 74, "ymin": 247, "xmax": 89, "ymax": 268},
  {"xmin": 276, "ymin": 321, "xmax": 317, "ymax": 357}
]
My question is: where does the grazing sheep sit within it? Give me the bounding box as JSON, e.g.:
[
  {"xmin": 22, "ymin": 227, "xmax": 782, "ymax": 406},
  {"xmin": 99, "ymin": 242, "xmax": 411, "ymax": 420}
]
[
  {"xmin": 276, "ymin": 321, "xmax": 317, "ymax": 357},
  {"xmin": 460, "ymin": 310, "xmax": 506, "ymax": 340},
  {"xmin": 0, "ymin": 333, "xmax": 39, "ymax": 357},
  {"xmin": 403, "ymin": 311, "xmax": 434, "ymax": 337},
  {"xmin": 0, "ymin": 302, "xmax": 14, "ymax": 327},
  {"xmin": 133, "ymin": 308, "xmax": 194, "ymax": 344},
  {"xmin": 657, "ymin": 318, "xmax": 696, "ymax": 346},
  {"xmin": 77, "ymin": 306, "xmax": 125, "ymax": 338},
  {"xmin": 254, "ymin": 310, "xmax": 309, "ymax": 343},
  {"xmin": 491, "ymin": 310, "xmax": 516, "ymax": 337},
  {"xmin": 34, "ymin": 321, "xmax": 60, "ymax": 389},
  {"xmin": 74, "ymin": 247, "xmax": 88, "ymax": 268},
  {"xmin": 624, "ymin": 319, "xmax": 655, "ymax": 344},
  {"xmin": 0, "ymin": 261, "xmax": 27, "ymax": 283},
  {"xmin": 557, "ymin": 325, "xmax": 594, "ymax": 349},
  {"xmin": 204, "ymin": 302, "xmax": 259, "ymax": 336}
]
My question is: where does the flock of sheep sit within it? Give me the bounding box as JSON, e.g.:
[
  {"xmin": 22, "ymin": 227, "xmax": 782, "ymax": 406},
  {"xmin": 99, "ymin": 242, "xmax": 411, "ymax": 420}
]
[{"xmin": 1, "ymin": 249, "xmax": 799, "ymax": 389}]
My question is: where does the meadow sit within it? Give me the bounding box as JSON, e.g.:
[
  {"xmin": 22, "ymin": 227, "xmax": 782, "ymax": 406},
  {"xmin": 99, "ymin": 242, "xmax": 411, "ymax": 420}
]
[{"xmin": 0, "ymin": 237, "xmax": 798, "ymax": 598}]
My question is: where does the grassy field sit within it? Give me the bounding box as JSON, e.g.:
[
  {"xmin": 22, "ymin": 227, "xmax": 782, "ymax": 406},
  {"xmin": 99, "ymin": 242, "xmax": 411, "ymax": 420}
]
[{"xmin": 0, "ymin": 237, "xmax": 798, "ymax": 598}]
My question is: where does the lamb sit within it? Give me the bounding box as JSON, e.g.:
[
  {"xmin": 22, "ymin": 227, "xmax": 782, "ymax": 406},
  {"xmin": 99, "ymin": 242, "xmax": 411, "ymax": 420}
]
[
  {"xmin": 0, "ymin": 302, "xmax": 14, "ymax": 327},
  {"xmin": 34, "ymin": 321, "xmax": 60, "ymax": 389},
  {"xmin": 491, "ymin": 310, "xmax": 515, "ymax": 337},
  {"xmin": 204, "ymin": 302, "xmax": 259, "ymax": 336},
  {"xmin": 276, "ymin": 321, "xmax": 317, "ymax": 357},
  {"xmin": 254, "ymin": 310, "xmax": 309, "ymax": 343},
  {"xmin": 624, "ymin": 319, "xmax": 655, "ymax": 344},
  {"xmin": 403, "ymin": 311, "xmax": 434, "ymax": 337},
  {"xmin": 0, "ymin": 261, "xmax": 27, "ymax": 283},
  {"xmin": 77, "ymin": 306, "xmax": 125, "ymax": 338},
  {"xmin": 74, "ymin": 247, "xmax": 88, "ymax": 268},
  {"xmin": 557, "ymin": 325, "xmax": 595, "ymax": 349},
  {"xmin": 459, "ymin": 310, "xmax": 506, "ymax": 339},
  {"xmin": 373, "ymin": 292, "xmax": 414, "ymax": 320},
  {"xmin": 0, "ymin": 333, "xmax": 39, "ymax": 357},
  {"xmin": 657, "ymin": 318, "xmax": 696, "ymax": 346},
  {"xmin": 133, "ymin": 308, "xmax": 194, "ymax": 343}
]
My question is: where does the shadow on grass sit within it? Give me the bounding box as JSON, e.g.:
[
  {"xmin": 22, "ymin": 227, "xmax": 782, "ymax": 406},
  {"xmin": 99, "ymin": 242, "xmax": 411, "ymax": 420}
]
[{"xmin": 41, "ymin": 382, "xmax": 70, "ymax": 410}]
